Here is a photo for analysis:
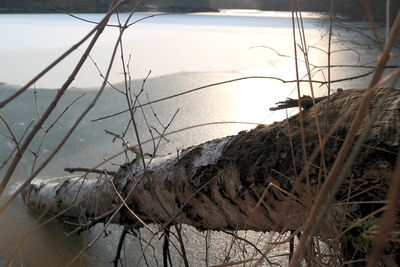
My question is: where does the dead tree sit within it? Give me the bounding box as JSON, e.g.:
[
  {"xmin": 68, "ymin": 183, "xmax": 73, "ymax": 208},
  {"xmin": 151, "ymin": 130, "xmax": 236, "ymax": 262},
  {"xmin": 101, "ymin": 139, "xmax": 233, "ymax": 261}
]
[{"xmin": 23, "ymin": 87, "xmax": 400, "ymax": 264}]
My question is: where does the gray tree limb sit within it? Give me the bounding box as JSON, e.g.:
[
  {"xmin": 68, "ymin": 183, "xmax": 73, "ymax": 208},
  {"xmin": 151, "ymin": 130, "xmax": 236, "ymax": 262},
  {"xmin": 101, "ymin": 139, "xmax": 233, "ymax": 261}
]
[{"xmin": 22, "ymin": 88, "xmax": 399, "ymax": 246}]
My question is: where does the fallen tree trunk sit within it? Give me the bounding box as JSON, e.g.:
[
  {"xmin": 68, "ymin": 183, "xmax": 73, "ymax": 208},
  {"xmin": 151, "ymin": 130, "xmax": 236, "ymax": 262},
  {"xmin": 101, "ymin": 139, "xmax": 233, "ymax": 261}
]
[{"xmin": 23, "ymin": 87, "xmax": 399, "ymax": 261}]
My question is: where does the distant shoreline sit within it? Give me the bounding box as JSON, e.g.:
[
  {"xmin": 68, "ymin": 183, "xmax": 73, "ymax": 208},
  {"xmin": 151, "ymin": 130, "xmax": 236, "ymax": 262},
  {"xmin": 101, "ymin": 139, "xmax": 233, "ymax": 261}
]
[
  {"xmin": 0, "ymin": 9, "xmax": 389, "ymax": 23},
  {"xmin": 0, "ymin": 0, "xmax": 397, "ymax": 23},
  {"xmin": 0, "ymin": 6, "xmax": 219, "ymax": 14}
]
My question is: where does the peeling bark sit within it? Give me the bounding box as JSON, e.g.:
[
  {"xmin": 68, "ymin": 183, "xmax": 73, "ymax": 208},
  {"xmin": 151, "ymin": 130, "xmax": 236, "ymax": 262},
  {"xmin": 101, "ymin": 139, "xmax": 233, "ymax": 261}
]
[{"xmin": 23, "ymin": 87, "xmax": 399, "ymax": 246}]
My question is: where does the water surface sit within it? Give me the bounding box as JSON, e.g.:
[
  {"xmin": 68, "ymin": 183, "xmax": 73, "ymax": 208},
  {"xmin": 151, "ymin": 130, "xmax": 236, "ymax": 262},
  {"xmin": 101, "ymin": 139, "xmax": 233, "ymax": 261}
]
[{"xmin": 0, "ymin": 10, "xmax": 387, "ymax": 266}]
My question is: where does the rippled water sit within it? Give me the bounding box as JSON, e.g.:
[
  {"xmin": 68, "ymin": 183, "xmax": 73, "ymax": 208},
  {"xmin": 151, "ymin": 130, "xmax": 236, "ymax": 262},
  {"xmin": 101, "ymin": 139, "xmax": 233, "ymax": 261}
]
[{"xmin": 0, "ymin": 10, "xmax": 390, "ymax": 266}]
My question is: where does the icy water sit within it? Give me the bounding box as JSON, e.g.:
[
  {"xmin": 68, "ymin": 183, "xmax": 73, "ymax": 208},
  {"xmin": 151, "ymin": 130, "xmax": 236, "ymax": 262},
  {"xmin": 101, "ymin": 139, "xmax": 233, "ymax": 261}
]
[{"xmin": 0, "ymin": 10, "xmax": 391, "ymax": 266}]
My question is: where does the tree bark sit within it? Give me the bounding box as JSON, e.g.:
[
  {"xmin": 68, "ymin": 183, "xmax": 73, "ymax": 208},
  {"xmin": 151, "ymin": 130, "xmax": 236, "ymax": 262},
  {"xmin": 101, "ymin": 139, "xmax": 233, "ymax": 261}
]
[{"xmin": 23, "ymin": 87, "xmax": 399, "ymax": 252}]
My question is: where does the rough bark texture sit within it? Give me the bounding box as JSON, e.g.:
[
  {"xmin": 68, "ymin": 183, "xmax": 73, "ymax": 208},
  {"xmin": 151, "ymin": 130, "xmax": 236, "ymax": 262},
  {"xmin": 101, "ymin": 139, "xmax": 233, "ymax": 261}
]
[{"xmin": 23, "ymin": 87, "xmax": 399, "ymax": 254}]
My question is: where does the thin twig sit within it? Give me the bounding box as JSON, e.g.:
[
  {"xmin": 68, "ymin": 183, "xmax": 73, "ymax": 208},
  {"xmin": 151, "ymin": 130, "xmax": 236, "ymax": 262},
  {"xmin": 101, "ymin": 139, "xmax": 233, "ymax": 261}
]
[
  {"xmin": 112, "ymin": 226, "xmax": 129, "ymax": 267},
  {"xmin": 0, "ymin": 120, "xmax": 34, "ymax": 170},
  {"xmin": 91, "ymin": 72, "xmax": 374, "ymax": 122},
  {"xmin": 67, "ymin": 206, "xmax": 119, "ymax": 236},
  {"xmin": 0, "ymin": 0, "xmax": 129, "ymax": 210},
  {"xmin": 0, "ymin": 115, "xmax": 22, "ymax": 157},
  {"xmin": 64, "ymin": 167, "xmax": 116, "ymax": 176}
]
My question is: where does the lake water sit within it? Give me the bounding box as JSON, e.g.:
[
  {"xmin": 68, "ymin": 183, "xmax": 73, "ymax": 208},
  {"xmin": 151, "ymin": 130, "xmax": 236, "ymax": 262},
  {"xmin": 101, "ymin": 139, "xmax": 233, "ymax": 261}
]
[{"xmin": 0, "ymin": 10, "xmax": 391, "ymax": 266}]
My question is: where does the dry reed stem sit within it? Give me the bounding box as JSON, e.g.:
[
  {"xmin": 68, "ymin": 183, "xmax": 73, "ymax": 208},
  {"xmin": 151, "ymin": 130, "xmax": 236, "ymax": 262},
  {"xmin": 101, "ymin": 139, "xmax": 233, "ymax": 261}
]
[
  {"xmin": 297, "ymin": 6, "xmax": 329, "ymax": 193},
  {"xmin": 362, "ymin": 0, "xmax": 384, "ymax": 51},
  {"xmin": 366, "ymin": 153, "xmax": 400, "ymax": 266},
  {"xmin": 325, "ymin": 0, "xmax": 334, "ymax": 132},
  {"xmin": 291, "ymin": 0, "xmax": 311, "ymax": 206}
]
